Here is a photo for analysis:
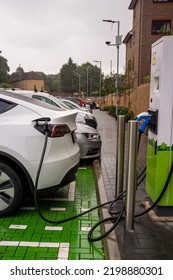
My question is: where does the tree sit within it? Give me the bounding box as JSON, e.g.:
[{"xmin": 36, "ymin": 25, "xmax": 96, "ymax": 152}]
[
  {"xmin": 59, "ymin": 58, "xmax": 101, "ymax": 96},
  {"xmin": 102, "ymin": 73, "xmax": 126, "ymax": 97},
  {"xmin": 60, "ymin": 58, "xmax": 78, "ymax": 93},
  {"xmin": 102, "ymin": 75, "xmax": 115, "ymax": 95},
  {"xmin": 15, "ymin": 65, "xmax": 24, "ymax": 75},
  {"xmin": 51, "ymin": 74, "xmax": 61, "ymax": 93},
  {"xmin": 10, "ymin": 65, "xmax": 25, "ymax": 81},
  {"xmin": 0, "ymin": 51, "xmax": 10, "ymax": 84},
  {"xmin": 77, "ymin": 62, "xmax": 101, "ymax": 96}
]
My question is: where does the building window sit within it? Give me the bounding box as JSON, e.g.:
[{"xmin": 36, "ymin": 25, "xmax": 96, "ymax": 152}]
[
  {"xmin": 151, "ymin": 20, "xmax": 171, "ymax": 34},
  {"xmin": 153, "ymin": 0, "xmax": 173, "ymax": 3}
]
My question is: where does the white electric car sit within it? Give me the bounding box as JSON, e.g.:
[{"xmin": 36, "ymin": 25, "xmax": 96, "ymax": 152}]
[
  {"xmin": 0, "ymin": 90, "xmax": 80, "ymax": 217},
  {"xmin": 6, "ymin": 89, "xmax": 101, "ymax": 160}
]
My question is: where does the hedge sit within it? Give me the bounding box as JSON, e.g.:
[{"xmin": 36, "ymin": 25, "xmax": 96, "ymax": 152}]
[{"xmin": 101, "ymin": 105, "xmax": 134, "ymax": 121}]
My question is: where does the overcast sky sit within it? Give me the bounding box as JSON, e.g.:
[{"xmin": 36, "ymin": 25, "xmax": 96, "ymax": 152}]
[{"xmin": 0, "ymin": 0, "xmax": 133, "ymax": 76}]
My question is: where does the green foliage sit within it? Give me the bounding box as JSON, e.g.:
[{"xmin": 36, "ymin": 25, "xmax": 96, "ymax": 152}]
[
  {"xmin": 78, "ymin": 62, "xmax": 101, "ymax": 96},
  {"xmin": 102, "ymin": 74, "xmax": 127, "ymax": 97},
  {"xmin": 0, "ymin": 51, "xmax": 10, "ymax": 83},
  {"xmin": 102, "ymin": 76, "xmax": 115, "ymax": 95},
  {"xmin": 100, "ymin": 105, "xmax": 109, "ymax": 111},
  {"xmin": 101, "ymin": 105, "xmax": 134, "ymax": 121},
  {"xmin": 51, "ymin": 74, "xmax": 61, "ymax": 93},
  {"xmin": 60, "ymin": 57, "xmax": 78, "ymax": 93},
  {"xmin": 0, "ymin": 82, "xmax": 12, "ymax": 89},
  {"xmin": 144, "ymin": 75, "xmax": 150, "ymax": 83}
]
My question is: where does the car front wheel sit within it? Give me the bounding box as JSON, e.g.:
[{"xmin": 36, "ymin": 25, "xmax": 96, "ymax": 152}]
[{"xmin": 0, "ymin": 162, "xmax": 23, "ymax": 217}]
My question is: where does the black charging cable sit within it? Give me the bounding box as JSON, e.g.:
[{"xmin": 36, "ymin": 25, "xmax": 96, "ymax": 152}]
[{"xmin": 34, "ymin": 129, "xmax": 119, "ymax": 225}]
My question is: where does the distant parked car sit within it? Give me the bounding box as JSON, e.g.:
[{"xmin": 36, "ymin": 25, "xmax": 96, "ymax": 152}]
[
  {"xmin": 60, "ymin": 98, "xmax": 92, "ymax": 114},
  {"xmin": 0, "ymin": 90, "xmax": 80, "ymax": 217},
  {"xmin": 62, "ymin": 97, "xmax": 86, "ymax": 108}
]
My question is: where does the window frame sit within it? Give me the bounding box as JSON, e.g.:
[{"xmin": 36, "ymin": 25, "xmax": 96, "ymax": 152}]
[
  {"xmin": 153, "ymin": 0, "xmax": 173, "ymax": 3},
  {"xmin": 151, "ymin": 19, "xmax": 171, "ymax": 34}
]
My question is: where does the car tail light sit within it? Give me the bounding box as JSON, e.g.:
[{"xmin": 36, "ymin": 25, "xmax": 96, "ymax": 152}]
[
  {"xmin": 50, "ymin": 124, "xmax": 70, "ymax": 137},
  {"xmin": 80, "ymin": 100, "xmax": 86, "ymax": 107},
  {"xmin": 34, "ymin": 122, "xmax": 71, "ymax": 137}
]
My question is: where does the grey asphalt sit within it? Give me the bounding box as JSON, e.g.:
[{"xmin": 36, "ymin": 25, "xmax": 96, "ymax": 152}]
[{"xmin": 93, "ymin": 110, "xmax": 173, "ymax": 260}]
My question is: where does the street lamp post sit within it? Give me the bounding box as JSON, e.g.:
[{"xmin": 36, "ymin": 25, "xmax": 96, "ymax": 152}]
[
  {"xmin": 93, "ymin": 60, "xmax": 102, "ymax": 97},
  {"xmin": 103, "ymin": 19, "xmax": 122, "ymax": 118},
  {"xmin": 78, "ymin": 74, "xmax": 81, "ymax": 97},
  {"xmin": 86, "ymin": 66, "xmax": 89, "ymax": 97}
]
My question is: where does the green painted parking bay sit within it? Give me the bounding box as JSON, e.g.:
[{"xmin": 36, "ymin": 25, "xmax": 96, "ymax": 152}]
[{"xmin": 0, "ymin": 168, "xmax": 104, "ymax": 260}]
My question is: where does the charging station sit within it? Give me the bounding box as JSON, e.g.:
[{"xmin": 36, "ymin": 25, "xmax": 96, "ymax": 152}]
[{"xmin": 146, "ymin": 36, "xmax": 173, "ymax": 215}]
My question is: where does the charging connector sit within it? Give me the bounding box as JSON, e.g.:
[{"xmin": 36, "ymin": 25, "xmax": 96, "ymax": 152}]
[{"xmin": 136, "ymin": 112, "xmax": 152, "ymax": 133}]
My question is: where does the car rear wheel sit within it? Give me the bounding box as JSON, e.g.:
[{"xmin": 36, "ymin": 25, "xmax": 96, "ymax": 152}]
[{"xmin": 0, "ymin": 162, "xmax": 23, "ymax": 217}]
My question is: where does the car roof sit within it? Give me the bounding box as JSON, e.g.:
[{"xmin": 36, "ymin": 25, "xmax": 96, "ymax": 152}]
[
  {"xmin": 0, "ymin": 90, "xmax": 79, "ymax": 129},
  {"xmin": 0, "ymin": 90, "xmax": 64, "ymax": 111},
  {"xmin": 7, "ymin": 89, "xmax": 71, "ymax": 109}
]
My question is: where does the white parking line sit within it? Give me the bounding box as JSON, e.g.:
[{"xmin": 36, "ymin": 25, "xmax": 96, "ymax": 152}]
[
  {"xmin": 81, "ymin": 227, "xmax": 91, "ymax": 232},
  {"xmin": 0, "ymin": 241, "xmax": 69, "ymax": 259},
  {"xmin": 44, "ymin": 226, "xmax": 63, "ymax": 231},
  {"xmin": 9, "ymin": 225, "xmax": 27, "ymax": 230},
  {"xmin": 57, "ymin": 243, "xmax": 69, "ymax": 260},
  {"xmin": 50, "ymin": 207, "xmax": 66, "ymax": 211},
  {"xmin": 68, "ymin": 181, "xmax": 75, "ymax": 201}
]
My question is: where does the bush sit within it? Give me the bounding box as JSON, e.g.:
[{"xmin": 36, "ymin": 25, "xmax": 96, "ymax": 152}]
[
  {"xmin": 102, "ymin": 105, "xmax": 134, "ymax": 121},
  {"xmin": 100, "ymin": 105, "xmax": 109, "ymax": 111}
]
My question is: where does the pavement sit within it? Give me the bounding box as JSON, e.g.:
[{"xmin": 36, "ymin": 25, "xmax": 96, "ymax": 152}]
[{"xmin": 93, "ymin": 110, "xmax": 173, "ymax": 260}]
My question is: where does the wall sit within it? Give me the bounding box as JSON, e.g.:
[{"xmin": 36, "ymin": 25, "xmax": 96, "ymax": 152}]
[
  {"xmin": 125, "ymin": 0, "xmax": 173, "ymax": 87},
  {"xmin": 11, "ymin": 80, "xmax": 44, "ymax": 91}
]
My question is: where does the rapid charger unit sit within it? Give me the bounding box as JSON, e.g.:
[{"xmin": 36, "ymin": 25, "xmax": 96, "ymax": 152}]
[{"xmin": 146, "ymin": 36, "xmax": 173, "ymax": 215}]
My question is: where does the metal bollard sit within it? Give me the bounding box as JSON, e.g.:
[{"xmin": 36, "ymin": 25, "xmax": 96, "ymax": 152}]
[
  {"xmin": 115, "ymin": 115, "xmax": 125, "ymax": 197},
  {"xmin": 125, "ymin": 120, "xmax": 138, "ymax": 231}
]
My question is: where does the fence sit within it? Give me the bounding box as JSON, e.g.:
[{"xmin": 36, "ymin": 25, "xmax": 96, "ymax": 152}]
[{"xmin": 97, "ymin": 83, "xmax": 150, "ymax": 118}]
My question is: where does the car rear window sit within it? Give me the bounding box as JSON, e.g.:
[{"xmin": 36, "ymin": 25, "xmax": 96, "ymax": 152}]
[{"xmin": 0, "ymin": 99, "xmax": 16, "ymax": 114}]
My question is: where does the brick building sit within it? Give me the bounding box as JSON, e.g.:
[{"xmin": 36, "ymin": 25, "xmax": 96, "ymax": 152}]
[
  {"xmin": 10, "ymin": 71, "xmax": 45, "ymax": 91},
  {"xmin": 123, "ymin": 0, "xmax": 173, "ymax": 88}
]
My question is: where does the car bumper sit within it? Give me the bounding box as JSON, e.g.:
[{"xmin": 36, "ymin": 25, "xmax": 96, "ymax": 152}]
[{"xmin": 76, "ymin": 136, "xmax": 102, "ymax": 159}]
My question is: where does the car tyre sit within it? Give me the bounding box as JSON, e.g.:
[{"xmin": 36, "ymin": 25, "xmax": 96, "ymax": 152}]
[{"xmin": 0, "ymin": 162, "xmax": 24, "ymax": 217}]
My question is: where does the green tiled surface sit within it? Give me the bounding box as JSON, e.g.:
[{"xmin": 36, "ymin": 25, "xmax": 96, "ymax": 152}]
[{"xmin": 0, "ymin": 168, "xmax": 104, "ymax": 260}]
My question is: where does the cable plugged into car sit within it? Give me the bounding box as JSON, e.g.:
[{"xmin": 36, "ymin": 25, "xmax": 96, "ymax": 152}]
[{"xmin": 33, "ymin": 117, "xmax": 51, "ymax": 135}]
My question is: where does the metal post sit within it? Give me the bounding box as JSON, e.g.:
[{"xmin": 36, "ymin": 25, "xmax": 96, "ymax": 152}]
[
  {"xmin": 125, "ymin": 120, "xmax": 138, "ymax": 231},
  {"xmin": 87, "ymin": 67, "xmax": 89, "ymax": 97},
  {"xmin": 115, "ymin": 115, "xmax": 125, "ymax": 197},
  {"xmin": 115, "ymin": 21, "xmax": 120, "ymax": 119},
  {"xmin": 78, "ymin": 74, "xmax": 81, "ymax": 97}
]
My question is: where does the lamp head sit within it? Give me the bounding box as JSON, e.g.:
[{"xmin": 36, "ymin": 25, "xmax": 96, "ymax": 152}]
[{"xmin": 105, "ymin": 41, "xmax": 111, "ymax": 45}]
